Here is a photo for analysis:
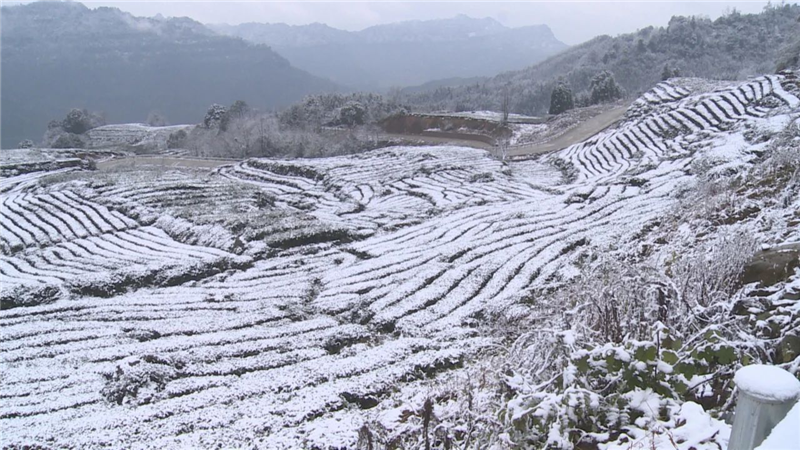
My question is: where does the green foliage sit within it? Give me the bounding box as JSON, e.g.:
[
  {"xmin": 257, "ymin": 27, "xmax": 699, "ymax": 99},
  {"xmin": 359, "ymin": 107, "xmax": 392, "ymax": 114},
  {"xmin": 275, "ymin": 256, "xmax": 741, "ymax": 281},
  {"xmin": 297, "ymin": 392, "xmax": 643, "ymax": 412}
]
[{"xmin": 504, "ymin": 324, "xmax": 755, "ymax": 447}]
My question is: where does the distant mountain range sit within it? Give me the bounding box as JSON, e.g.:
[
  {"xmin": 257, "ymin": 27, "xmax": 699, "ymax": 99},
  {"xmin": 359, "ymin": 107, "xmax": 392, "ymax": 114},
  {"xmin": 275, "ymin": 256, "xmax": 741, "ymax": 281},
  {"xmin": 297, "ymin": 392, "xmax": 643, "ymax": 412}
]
[
  {"xmin": 402, "ymin": 4, "xmax": 800, "ymax": 116},
  {"xmin": 1, "ymin": 1, "xmax": 338, "ymax": 148},
  {"xmin": 210, "ymin": 15, "xmax": 568, "ymax": 90}
]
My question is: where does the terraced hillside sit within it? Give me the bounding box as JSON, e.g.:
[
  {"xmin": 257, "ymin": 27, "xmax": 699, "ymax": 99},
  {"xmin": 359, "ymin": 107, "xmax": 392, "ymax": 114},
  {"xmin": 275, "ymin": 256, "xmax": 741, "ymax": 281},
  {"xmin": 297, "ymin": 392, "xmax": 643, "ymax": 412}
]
[{"xmin": 1, "ymin": 73, "xmax": 798, "ymax": 448}]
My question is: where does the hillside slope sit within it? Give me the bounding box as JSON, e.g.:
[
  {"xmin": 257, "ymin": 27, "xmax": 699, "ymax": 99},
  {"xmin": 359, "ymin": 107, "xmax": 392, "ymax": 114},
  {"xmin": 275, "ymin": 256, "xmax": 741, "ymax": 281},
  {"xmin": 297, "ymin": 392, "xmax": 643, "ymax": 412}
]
[
  {"xmin": 405, "ymin": 4, "xmax": 800, "ymax": 115},
  {"xmin": 0, "ymin": 1, "xmax": 339, "ymax": 149},
  {"xmin": 1, "ymin": 71, "xmax": 798, "ymax": 448},
  {"xmin": 211, "ymin": 15, "xmax": 567, "ymax": 90}
]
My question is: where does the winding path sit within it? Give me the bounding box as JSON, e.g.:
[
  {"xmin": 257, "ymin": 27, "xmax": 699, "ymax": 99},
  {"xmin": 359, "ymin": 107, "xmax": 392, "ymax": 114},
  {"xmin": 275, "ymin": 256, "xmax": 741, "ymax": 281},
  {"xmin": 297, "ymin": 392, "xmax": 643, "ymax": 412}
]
[
  {"xmin": 506, "ymin": 104, "xmax": 630, "ymax": 157},
  {"xmin": 380, "ymin": 104, "xmax": 630, "ymax": 157},
  {"xmin": 94, "ymin": 104, "xmax": 630, "ymax": 171}
]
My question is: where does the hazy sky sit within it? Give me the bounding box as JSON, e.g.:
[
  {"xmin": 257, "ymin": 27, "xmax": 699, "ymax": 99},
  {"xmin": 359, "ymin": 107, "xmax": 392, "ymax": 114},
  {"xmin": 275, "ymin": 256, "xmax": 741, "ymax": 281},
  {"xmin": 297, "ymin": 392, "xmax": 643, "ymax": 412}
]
[{"xmin": 10, "ymin": 1, "xmax": 780, "ymax": 45}]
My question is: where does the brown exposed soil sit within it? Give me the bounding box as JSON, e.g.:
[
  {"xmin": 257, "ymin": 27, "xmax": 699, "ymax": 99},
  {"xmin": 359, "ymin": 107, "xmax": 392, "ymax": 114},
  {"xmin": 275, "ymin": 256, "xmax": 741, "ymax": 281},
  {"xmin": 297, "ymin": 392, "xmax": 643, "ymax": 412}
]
[
  {"xmin": 380, "ymin": 113, "xmax": 510, "ymax": 142},
  {"xmin": 741, "ymin": 243, "xmax": 800, "ymax": 287}
]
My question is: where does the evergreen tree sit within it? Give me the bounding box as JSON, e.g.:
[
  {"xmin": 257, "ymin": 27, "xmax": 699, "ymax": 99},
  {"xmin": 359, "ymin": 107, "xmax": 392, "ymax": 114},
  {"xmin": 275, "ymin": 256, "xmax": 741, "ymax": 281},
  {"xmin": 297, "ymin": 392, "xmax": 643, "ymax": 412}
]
[
  {"xmin": 549, "ymin": 82, "xmax": 575, "ymax": 115},
  {"xmin": 146, "ymin": 111, "xmax": 168, "ymax": 127},
  {"xmin": 337, "ymin": 101, "xmax": 366, "ymax": 126},
  {"xmin": 661, "ymin": 64, "xmax": 681, "ymax": 80},
  {"xmin": 61, "ymin": 108, "xmax": 104, "ymax": 134},
  {"xmin": 661, "ymin": 64, "xmax": 674, "ymax": 81},
  {"xmin": 203, "ymin": 104, "xmax": 227, "ymax": 129},
  {"xmin": 589, "ymin": 70, "xmax": 623, "ymax": 105}
]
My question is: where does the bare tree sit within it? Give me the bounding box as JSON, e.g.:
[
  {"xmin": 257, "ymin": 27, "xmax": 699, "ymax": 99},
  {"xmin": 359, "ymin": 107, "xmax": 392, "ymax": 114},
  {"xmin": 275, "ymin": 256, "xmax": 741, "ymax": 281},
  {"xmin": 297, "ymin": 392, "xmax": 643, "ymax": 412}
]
[
  {"xmin": 500, "ymin": 87, "xmax": 510, "ymax": 125},
  {"xmin": 494, "ymin": 138, "xmax": 509, "ymax": 162}
]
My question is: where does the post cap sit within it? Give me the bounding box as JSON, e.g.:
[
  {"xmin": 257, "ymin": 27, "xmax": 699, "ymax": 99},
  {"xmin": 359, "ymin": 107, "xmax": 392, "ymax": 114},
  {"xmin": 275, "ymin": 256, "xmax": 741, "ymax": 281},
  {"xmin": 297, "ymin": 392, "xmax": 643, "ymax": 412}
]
[{"xmin": 734, "ymin": 365, "xmax": 800, "ymax": 403}]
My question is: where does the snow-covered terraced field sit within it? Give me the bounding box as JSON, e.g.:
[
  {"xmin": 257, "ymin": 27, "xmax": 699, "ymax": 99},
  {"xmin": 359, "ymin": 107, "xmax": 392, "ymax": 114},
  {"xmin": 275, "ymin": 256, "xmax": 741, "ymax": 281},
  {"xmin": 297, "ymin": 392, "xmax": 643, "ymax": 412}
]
[
  {"xmin": 86, "ymin": 123, "xmax": 193, "ymax": 152},
  {"xmin": 1, "ymin": 74, "xmax": 798, "ymax": 448}
]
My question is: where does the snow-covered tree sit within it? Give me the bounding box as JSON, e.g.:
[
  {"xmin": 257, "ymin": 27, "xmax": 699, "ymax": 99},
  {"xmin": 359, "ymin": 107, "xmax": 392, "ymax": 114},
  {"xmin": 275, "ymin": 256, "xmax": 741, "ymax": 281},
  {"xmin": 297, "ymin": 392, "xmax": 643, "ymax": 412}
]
[
  {"xmin": 61, "ymin": 108, "xmax": 105, "ymax": 134},
  {"xmin": 146, "ymin": 112, "xmax": 168, "ymax": 127},
  {"xmin": 661, "ymin": 64, "xmax": 681, "ymax": 80},
  {"xmin": 203, "ymin": 104, "xmax": 227, "ymax": 129},
  {"xmin": 227, "ymin": 100, "xmax": 250, "ymax": 120},
  {"xmin": 166, "ymin": 129, "xmax": 188, "ymax": 149},
  {"xmin": 337, "ymin": 101, "xmax": 366, "ymax": 127},
  {"xmin": 52, "ymin": 133, "xmax": 85, "ymax": 149},
  {"xmin": 589, "ymin": 70, "xmax": 623, "ymax": 104},
  {"xmin": 548, "ymin": 81, "xmax": 574, "ymax": 115}
]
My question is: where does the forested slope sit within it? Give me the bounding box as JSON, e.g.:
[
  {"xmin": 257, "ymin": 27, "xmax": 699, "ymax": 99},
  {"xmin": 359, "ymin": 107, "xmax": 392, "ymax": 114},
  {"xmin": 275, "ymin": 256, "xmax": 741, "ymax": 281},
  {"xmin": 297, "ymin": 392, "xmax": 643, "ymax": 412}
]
[
  {"xmin": 405, "ymin": 4, "xmax": 800, "ymax": 115},
  {"xmin": 0, "ymin": 2, "xmax": 338, "ymax": 148}
]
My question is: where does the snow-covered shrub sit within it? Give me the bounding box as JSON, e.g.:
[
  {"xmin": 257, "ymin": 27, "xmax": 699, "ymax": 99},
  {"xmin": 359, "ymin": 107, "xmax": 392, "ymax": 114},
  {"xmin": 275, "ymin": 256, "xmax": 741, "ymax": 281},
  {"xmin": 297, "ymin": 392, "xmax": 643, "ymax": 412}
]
[
  {"xmin": 166, "ymin": 128, "xmax": 188, "ymax": 149},
  {"xmin": 336, "ymin": 101, "xmax": 367, "ymax": 126},
  {"xmin": 101, "ymin": 355, "xmax": 185, "ymax": 406},
  {"xmin": 51, "ymin": 133, "xmax": 86, "ymax": 149},
  {"xmin": 155, "ymin": 215, "xmax": 238, "ymax": 253},
  {"xmin": 203, "ymin": 103, "xmax": 227, "ymax": 129},
  {"xmin": 0, "ymin": 284, "xmax": 62, "ymax": 310},
  {"xmin": 559, "ymin": 254, "xmax": 674, "ymax": 343},
  {"xmin": 759, "ymin": 119, "xmax": 800, "ymax": 175},
  {"xmin": 66, "ymin": 257, "xmax": 249, "ymax": 298},
  {"xmin": 551, "ymin": 157, "xmax": 578, "ymax": 183}
]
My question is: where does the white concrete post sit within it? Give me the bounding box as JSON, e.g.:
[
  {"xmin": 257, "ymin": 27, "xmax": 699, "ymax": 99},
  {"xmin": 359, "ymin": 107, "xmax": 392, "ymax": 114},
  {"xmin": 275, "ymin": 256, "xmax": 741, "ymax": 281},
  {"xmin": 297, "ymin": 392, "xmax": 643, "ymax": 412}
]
[{"xmin": 729, "ymin": 365, "xmax": 800, "ymax": 450}]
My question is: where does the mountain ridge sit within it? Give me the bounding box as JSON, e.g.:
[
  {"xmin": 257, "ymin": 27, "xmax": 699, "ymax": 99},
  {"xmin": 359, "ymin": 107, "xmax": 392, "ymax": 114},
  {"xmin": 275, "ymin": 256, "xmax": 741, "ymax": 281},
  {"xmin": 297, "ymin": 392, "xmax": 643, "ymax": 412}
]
[
  {"xmin": 210, "ymin": 15, "xmax": 568, "ymax": 90},
  {"xmin": 402, "ymin": 4, "xmax": 800, "ymax": 115},
  {"xmin": 0, "ymin": 1, "xmax": 340, "ymax": 148}
]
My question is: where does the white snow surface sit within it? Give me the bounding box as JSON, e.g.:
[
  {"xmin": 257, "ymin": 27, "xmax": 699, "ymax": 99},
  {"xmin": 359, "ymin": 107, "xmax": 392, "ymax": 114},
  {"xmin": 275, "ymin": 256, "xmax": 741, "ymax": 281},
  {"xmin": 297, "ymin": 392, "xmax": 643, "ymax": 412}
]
[
  {"xmin": 86, "ymin": 123, "xmax": 193, "ymax": 152},
  {"xmin": 1, "ymin": 74, "xmax": 798, "ymax": 448},
  {"xmin": 755, "ymin": 400, "xmax": 800, "ymax": 450},
  {"xmin": 735, "ymin": 365, "xmax": 800, "ymax": 402},
  {"xmin": 438, "ymin": 110, "xmax": 542, "ymax": 122},
  {"xmin": 603, "ymin": 401, "xmax": 731, "ymax": 450}
]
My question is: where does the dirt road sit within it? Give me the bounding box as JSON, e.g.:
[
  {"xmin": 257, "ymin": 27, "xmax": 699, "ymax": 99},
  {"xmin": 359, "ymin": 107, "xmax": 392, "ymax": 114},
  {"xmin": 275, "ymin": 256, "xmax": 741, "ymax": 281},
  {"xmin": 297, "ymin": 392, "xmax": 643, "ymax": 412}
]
[
  {"xmin": 380, "ymin": 133, "xmax": 494, "ymax": 150},
  {"xmin": 506, "ymin": 104, "xmax": 629, "ymax": 157},
  {"xmin": 96, "ymin": 105, "xmax": 628, "ymax": 170},
  {"xmin": 382, "ymin": 103, "xmax": 629, "ymax": 157},
  {"xmin": 97, "ymin": 156, "xmax": 238, "ymax": 170}
]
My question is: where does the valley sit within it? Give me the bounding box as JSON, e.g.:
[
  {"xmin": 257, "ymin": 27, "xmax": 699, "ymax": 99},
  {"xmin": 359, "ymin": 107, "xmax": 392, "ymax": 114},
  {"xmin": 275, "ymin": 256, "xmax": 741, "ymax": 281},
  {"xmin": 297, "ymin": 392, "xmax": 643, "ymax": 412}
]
[{"xmin": 2, "ymin": 73, "xmax": 798, "ymax": 448}]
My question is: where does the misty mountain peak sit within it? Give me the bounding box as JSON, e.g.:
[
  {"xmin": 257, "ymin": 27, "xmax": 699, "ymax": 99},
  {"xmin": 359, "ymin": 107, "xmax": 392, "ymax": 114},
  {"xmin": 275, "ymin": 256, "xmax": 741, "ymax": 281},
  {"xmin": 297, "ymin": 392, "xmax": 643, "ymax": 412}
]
[
  {"xmin": 358, "ymin": 14, "xmax": 509, "ymax": 43},
  {"xmin": 1, "ymin": 0, "xmax": 338, "ymax": 148},
  {"xmin": 211, "ymin": 15, "xmax": 566, "ymax": 89}
]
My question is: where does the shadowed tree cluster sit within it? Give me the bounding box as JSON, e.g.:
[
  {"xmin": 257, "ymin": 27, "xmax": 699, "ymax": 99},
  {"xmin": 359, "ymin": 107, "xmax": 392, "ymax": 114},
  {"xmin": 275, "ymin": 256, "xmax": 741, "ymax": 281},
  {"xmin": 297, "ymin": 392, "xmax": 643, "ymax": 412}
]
[
  {"xmin": 181, "ymin": 94, "xmax": 406, "ymax": 159},
  {"xmin": 589, "ymin": 70, "xmax": 623, "ymax": 104},
  {"xmin": 42, "ymin": 108, "xmax": 106, "ymax": 148},
  {"xmin": 549, "ymin": 81, "xmax": 575, "ymax": 115}
]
